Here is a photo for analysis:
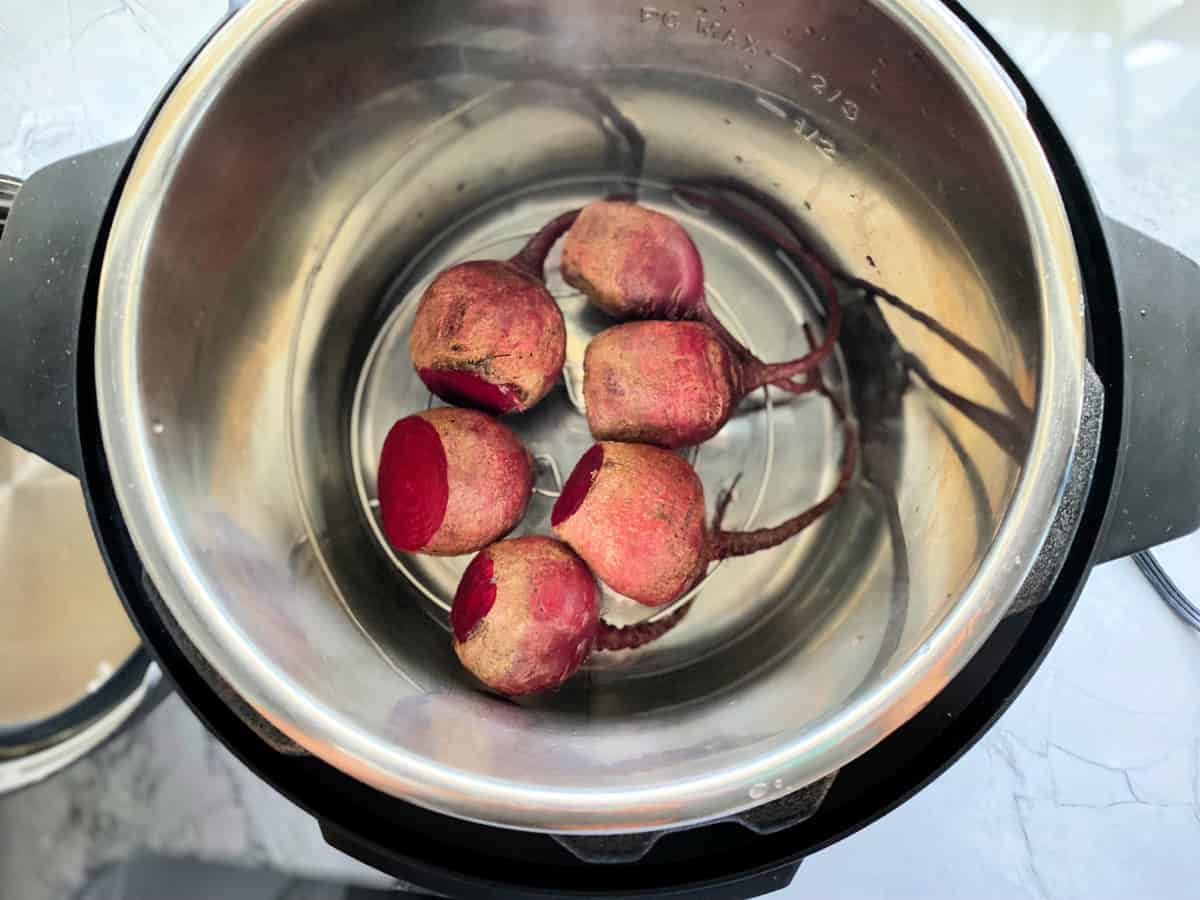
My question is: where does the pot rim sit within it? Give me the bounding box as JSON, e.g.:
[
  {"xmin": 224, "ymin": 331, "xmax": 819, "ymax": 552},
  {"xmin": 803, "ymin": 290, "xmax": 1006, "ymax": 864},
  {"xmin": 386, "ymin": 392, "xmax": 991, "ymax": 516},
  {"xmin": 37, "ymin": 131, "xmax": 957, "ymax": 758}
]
[
  {"xmin": 0, "ymin": 659, "xmax": 162, "ymax": 795},
  {"xmin": 94, "ymin": 0, "xmax": 1085, "ymax": 833}
]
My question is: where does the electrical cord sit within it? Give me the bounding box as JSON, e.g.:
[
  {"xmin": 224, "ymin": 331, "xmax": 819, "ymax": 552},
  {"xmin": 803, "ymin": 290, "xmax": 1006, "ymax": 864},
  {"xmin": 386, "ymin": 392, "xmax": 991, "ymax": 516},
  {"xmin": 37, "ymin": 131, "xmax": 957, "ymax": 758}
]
[{"xmin": 1133, "ymin": 551, "xmax": 1200, "ymax": 632}]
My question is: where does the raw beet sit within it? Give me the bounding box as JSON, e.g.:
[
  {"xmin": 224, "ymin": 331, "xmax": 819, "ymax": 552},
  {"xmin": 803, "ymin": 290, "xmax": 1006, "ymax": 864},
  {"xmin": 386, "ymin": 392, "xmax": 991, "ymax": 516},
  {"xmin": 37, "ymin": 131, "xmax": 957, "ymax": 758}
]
[
  {"xmin": 552, "ymin": 442, "xmax": 708, "ymax": 607},
  {"xmin": 561, "ymin": 200, "xmax": 705, "ymax": 321},
  {"xmin": 560, "ymin": 199, "xmax": 841, "ymax": 385},
  {"xmin": 584, "ymin": 320, "xmax": 829, "ymax": 449},
  {"xmin": 451, "ymin": 537, "xmax": 695, "ymax": 696},
  {"xmin": 377, "ymin": 408, "xmax": 533, "ymax": 556},
  {"xmin": 552, "ymin": 409, "xmax": 858, "ymax": 606},
  {"xmin": 452, "ymin": 538, "xmax": 597, "ymax": 696},
  {"xmin": 410, "ymin": 211, "xmax": 578, "ymax": 414}
]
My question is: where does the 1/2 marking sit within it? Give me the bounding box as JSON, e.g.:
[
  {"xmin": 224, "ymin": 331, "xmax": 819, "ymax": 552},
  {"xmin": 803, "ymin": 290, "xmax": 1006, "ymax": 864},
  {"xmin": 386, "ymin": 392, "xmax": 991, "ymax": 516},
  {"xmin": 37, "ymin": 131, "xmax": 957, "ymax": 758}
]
[
  {"xmin": 756, "ymin": 95, "xmax": 838, "ymax": 160},
  {"xmin": 792, "ymin": 115, "xmax": 837, "ymax": 160}
]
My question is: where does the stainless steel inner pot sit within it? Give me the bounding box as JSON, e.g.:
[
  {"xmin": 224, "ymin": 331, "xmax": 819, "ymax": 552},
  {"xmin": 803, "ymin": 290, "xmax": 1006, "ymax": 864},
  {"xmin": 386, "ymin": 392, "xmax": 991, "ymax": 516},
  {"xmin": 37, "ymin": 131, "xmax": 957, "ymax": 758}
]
[{"xmin": 95, "ymin": 0, "xmax": 1084, "ymax": 832}]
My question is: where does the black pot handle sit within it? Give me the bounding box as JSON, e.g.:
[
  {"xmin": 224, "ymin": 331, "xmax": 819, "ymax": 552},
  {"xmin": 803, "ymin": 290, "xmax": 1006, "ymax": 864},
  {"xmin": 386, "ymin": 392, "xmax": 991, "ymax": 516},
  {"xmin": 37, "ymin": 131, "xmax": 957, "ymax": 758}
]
[
  {"xmin": 0, "ymin": 141, "xmax": 131, "ymax": 477},
  {"xmin": 1099, "ymin": 218, "xmax": 1200, "ymax": 562}
]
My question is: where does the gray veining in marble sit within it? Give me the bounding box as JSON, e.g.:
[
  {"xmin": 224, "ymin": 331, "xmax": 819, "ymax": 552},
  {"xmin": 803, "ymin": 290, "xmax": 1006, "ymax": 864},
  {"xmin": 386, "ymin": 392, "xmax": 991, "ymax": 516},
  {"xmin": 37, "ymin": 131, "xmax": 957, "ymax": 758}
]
[
  {"xmin": 0, "ymin": 699, "xmax": 391, "ymax": 900},
  {"xmin": 3, "ymin": 1, "xmax": 1200, "ymax": 898},
  {"xmin": 795, "ymin": 554, "xmax": 1200, "ymax": 899}
]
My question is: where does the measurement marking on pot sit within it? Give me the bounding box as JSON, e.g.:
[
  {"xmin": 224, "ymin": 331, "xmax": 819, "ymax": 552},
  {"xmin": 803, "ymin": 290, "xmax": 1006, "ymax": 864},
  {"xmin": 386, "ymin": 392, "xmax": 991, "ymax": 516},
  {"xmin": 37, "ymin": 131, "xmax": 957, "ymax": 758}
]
[
  {"xmin": 695, "ymin": 9, "xmax": 760, "ymax": 53},
  {"xmin": 794, "ymin": 116, "xmax": 838, "ymax": 160},
  {"xmin": 636, "ymin": 8, "xmax": 861, "ymax": 125},
  {"xmin": 768, "ymin": 50, "xmax": 805, "ymax": 76},
  {"xmin": 755, "ymin": 96, "xmax": 788, "ymax": 119},
  {"xmin": 638, "ymin": 5, "xmax": 681, "ymax": 29},
  {"xmin": 807, "ymin": 72, "xmax": 860, "ymax": 121},
  {"xmin": 753, "ymin": 94, "xmax": 838, "ymax": 160}
]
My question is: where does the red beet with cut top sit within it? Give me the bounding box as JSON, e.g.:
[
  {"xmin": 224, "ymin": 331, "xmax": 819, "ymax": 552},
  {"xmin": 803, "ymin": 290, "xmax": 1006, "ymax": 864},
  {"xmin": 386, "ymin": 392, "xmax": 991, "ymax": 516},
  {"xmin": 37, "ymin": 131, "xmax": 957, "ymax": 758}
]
[
  {"xmin": 411, "ymin": 211, "xmax": 578, "ymax": 415},
  {"xmin": 553, "ymin": 430, "xmax": 857, "ymax": 607},
  {"xmin": 560, "ymin": 199, "xmax": 841, "ymax": 381},
  {"xmin": 377, "ymin": 408, "xmax": 533, "ymax": 557},
  {"xmin": 584, "ymin": 320, "xmax": 831, "ymax": 449},
  {"xmin": 452, "ymin": 537, "xmax": 598, "ymax": 697},
  {"xmin": 551, "ymin": 443, "xmax": 708, "ymax": 607},
  {"xmin": 451, "ymin": 536, "xmax": 695, "ymax": 696}
]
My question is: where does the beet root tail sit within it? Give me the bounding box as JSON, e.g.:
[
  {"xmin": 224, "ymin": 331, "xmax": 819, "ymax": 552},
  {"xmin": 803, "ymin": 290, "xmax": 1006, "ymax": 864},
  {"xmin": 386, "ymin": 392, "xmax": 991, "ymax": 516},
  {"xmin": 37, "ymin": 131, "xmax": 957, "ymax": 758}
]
[
  {"xmin": 673, "ymin": 184, "xmax": 843, "ymax": 383},
  {"xmin": 770, "ymin": 375, "xmax": 824, "ymax": 396},
  {"xmin": 595, "ymin": 601, "xmax": 693, "ymax": 651},
  {"xmin": 711, "ymin": 383, "xmax": 858, "ymax": 561},
  {"xmin": 509, "ymin": 208, "xmax": 582, "ymax": 281},
  {"xmin": 740, "ymin": 297, "xmax": 843, "ymax": 392},
  {"xmin": 672, "ymin": 181, "xmax": 1030, "ymax": 429}
]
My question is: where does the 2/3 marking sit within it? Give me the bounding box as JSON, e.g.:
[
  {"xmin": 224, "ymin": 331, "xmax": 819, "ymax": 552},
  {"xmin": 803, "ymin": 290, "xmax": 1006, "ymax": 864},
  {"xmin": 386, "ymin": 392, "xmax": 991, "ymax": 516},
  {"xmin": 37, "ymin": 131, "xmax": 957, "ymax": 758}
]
[{"xmin": 638, "ymin": 7, "xmax": 862, "ymax": 125}]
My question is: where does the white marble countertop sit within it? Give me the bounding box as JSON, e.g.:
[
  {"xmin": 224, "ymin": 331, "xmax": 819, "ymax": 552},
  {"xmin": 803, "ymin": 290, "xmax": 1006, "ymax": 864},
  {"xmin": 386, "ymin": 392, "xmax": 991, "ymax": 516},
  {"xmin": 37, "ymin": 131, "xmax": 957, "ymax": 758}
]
[{"xmin": 1, "ymin": 1, "xmax": 1198, "ymax": 898}]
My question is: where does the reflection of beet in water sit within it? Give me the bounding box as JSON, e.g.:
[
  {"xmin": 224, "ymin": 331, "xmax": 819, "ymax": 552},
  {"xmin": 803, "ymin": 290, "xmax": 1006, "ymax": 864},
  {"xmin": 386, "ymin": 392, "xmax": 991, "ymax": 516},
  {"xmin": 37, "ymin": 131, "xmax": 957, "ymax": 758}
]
[
  {"xmin": 377, "ymin": 409, "xmax": 533, "ymax": 557},
  {"xmin": 553, "ymin": 427, "xmax": 857, "ymax": 607},
  {"xmin": 584, "ymin": 320, "xmax": 833, "ymax": 449},
  {"xmin": 561, "ymin": 199, "xmax": 841, "ymax": 384},
  {"xmin": 451, "ymin": 537, "xmax": 694, "ymax": 696},
  {"xmin": 411, "ymin": 211, "xmax": 578, "ymax": 414}
]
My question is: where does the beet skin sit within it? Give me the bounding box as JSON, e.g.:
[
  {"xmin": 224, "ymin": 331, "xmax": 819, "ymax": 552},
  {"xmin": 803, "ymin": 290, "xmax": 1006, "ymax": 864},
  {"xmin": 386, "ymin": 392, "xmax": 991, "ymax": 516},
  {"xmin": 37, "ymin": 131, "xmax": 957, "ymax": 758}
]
[
  {"xmin": 378, "ymin": 408, "xmax": 533, "ymax": 557},
  {"xmin": 552, "ymin": 442, "xmax": 709, "ymax": 607},
  {"xmin": 452, "ymin": 537, "xmax": 599, "ymax": 696},
  {"xmin": 450, "ymin": 536, "xmax": 695, "ymax": 696},
  {"xmin": 553, "ymin": 431, "xmax": 857, "ymax": 606},
  {"xmin": 560, "ymin": 200, "xmax": 705, "ymax": 320},
  {"xmin": 584, "ymin": 320, "xmax": 834, "ymax": 449},
  {"xmin": 560, "ymin": 200, "xmax": 841, "ymax": 385},
  {"xmin": 411, "ymin": 211, "xmax": 577, "ymax": 414}
]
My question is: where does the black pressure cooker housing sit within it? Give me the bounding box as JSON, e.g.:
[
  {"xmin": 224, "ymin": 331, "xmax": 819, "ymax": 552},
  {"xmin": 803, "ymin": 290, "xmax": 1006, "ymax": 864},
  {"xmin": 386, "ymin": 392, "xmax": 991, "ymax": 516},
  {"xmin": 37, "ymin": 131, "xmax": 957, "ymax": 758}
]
[{"xmin": 0, "ymin": 3, "xmax": 1197, "ymax": 897}]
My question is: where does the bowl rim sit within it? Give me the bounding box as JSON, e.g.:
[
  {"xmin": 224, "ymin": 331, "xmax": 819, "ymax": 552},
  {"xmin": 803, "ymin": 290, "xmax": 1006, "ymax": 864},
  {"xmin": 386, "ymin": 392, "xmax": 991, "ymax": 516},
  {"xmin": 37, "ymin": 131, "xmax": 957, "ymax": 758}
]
[{"xmin": 95, "ymin": 0, "xmax": 1085, "ymax": 833}]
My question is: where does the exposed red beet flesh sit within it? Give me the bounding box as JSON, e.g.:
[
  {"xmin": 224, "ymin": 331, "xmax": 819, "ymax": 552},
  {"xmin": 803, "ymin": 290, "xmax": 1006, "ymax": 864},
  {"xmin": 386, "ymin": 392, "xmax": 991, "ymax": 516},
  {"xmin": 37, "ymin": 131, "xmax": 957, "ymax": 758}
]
[
  {"xmin": 378, "ymin": 415, "xmax": 449, "ymax": 552},
  {"xmin": 560, "ymin": 199, "xmax": 841, "ymax": 386},
  {"xmin": 410, "ymin": 211, "xmax": 578, "ymax": 415},
  {"xmin": 583, "ymin": 320, "xmax": 832, "ymax": 449},
  {"xmin": 553, "ymin": 398, "xmax": 857, "ymax": 605},
  {"xmin": 450, "ymin": 552, "xmax": 497, "ymax": 642},
  {"xmin": 378, "ymin": 408, "xmax": 533, "ymax": 557},
  {"xmin": 551, "ymin": 443, "xmax": 604, "ymax": 527},
  {"xmin": 452, "ymin": 537, "xmax": 599, "ymax": 696},
  {"xmin": 417, "ymin": 368, "xmax": 520, "ymax": 414}
]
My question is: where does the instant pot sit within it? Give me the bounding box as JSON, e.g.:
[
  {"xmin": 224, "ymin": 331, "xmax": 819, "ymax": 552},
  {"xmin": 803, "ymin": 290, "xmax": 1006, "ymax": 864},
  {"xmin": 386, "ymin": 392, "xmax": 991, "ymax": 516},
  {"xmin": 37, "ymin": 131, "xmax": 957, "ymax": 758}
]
[{"xmin": 1, "ymin": 0, "xmax": 1198, "ymax": 895}]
